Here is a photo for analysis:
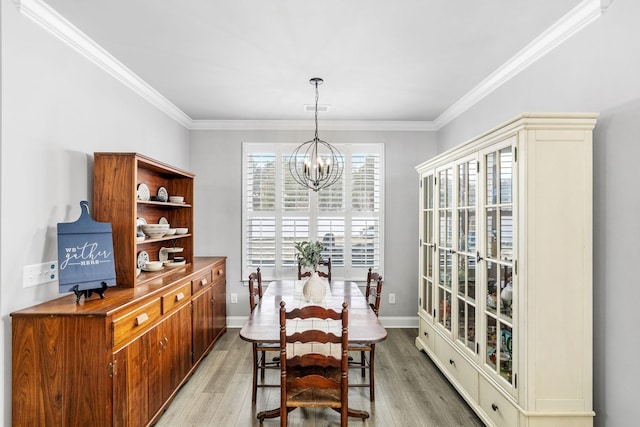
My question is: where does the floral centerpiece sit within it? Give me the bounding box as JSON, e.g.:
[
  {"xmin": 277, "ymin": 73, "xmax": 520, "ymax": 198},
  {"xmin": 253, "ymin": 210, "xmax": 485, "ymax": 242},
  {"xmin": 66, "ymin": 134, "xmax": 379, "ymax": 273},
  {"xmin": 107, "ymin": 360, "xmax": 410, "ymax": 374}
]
[
  {"xmin": 294, "ymin": 240, "xmax": 326, "ymax": 302},
  {"xmin": 294, "ymin": 240, "xmax": 324, "ymax": 272}
]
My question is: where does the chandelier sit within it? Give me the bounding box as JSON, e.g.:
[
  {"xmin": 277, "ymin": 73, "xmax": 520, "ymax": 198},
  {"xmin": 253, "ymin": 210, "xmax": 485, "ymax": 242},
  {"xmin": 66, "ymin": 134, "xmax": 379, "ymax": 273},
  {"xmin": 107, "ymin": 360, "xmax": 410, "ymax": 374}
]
[{"xmin": 289, "ymin": 78, "xmax": 344, "ymax": 192}]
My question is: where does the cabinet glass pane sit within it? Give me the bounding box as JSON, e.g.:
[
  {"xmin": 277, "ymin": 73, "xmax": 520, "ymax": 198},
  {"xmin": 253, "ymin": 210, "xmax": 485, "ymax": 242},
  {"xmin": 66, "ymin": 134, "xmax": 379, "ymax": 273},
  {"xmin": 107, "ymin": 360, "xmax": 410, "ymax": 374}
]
[
  {"xmin": 423, "ymin": 245, "xmax": 434, "ymax": 278},
  {"xmin": 467, "ymin": 255, "xmax": 476, "ymax": 301},
  {"xmin": 500, "ymin": 208, "xmax": 513, "ymax": 261},
  {"xmin": 422, "ymin": 277, "xmax": 434, "ymax": 314},
  {"xmin": 457, "ymin": 255, "xmax": 466, "ymax": 298},
  {"xmin": 458, "ymin": 212, "xmax": 467, "ymax": 252},
  {"xmin": 423, "ymin": 175, "xmax": 433, "ymax": 209},
  {"xmin": 456, "ymin": 302, "xmax": 476, "ymax": 352},
  {"xmin": 486, "ymin": 152, "xmax": 497, "ymax": 205},
  {"xmin": 499, "ymin": 148, "xmax": 512, "ymax": 204},
  {"xmin": 424, "ymin": 211, "xmax": 433, "ymax": 244},
  {"xmin": 486, "ymin": 316, "xmax": 497, "ymax": 370},
  {"xmin": 469, "ymin": 162, "xmax": 477, "ymax": 205},
  {"xmin": 499, "ymin": 323, "xmax": 513, "ymax": 383},
  {"xmin": 439, "ymin": 288, "xmax": 452, "ymax": 331},
  {"xmin": 486, "ymin": 208, "xmax": 498, "ymax": 259}
]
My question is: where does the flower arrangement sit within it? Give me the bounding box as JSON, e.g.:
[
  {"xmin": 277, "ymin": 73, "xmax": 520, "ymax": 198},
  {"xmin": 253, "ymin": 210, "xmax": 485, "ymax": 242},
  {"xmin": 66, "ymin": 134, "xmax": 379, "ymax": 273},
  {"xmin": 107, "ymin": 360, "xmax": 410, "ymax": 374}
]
[{"xmin": 294, "ymin": 240, "xmax": 324, "ymax": 271}]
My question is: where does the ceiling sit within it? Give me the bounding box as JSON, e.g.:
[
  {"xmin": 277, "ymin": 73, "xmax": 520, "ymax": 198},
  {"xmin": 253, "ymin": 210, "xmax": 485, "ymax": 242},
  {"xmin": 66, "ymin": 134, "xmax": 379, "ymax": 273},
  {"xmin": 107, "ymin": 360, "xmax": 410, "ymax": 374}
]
[{"xmin": 40, "ymin": 0, "xmax": 589, "ymax": 125}]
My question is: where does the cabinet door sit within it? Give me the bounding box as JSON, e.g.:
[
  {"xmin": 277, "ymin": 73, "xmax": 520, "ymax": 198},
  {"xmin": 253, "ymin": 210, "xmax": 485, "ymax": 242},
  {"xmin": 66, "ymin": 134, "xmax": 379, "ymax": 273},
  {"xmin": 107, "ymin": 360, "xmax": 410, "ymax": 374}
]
[
  {"xmin": 435, "ymin": 166, "xmax": 454, "ymax": 333},
  {"xmin": 212, "ymin": 280, "xmax": 226, "ymax": 340},
  {"xmin": 192, "ymin": 285, "xmax": 215, "ymax": 362},
  {"xmin": 454, "ymin": 157, "xmax": 478, "ymax": 355},
  {"xmin": 419, "ymin": 172, "xmax": 436, "ymax": 320},
  {"xmin": 149, "ymin": 305, "xmax": 193, "ymax": 418},
  {"xmin": 481, "ymin": 142, "xmax": 516, "ymax": 391},
  {"xmin": 113, "ymin": 331, "xmax": 153, "ymax": 427}
]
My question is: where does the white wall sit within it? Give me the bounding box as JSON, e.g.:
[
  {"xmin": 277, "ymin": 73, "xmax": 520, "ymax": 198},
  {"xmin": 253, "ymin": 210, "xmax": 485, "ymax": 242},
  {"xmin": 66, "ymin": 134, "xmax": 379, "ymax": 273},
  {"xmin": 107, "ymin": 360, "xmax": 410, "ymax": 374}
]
[
  {"xmin": 0, "ymin": 1, "xmax": 190, "ymax": 424},
  {"xmin": 435, "ymin": 1, "xmax": 640, "ymax": 425},
  {"xmin": 189, "ymin": 128, "xmax": 436, "ymax": 321}
]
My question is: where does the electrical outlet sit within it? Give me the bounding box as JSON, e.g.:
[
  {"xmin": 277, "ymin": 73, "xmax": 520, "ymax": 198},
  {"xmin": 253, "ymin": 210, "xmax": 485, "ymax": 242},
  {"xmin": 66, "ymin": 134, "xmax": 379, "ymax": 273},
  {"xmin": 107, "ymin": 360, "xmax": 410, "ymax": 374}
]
[
  {"xmin": 23, "ymin": 261, "xmax": 58, "ymax": 288},
  {"xmin": 389, "ymin": 293, "xmax": 396, "ymax": 304},
  {"xmin": 230, "ymin": 293, "xmax": 238, "ymax": 304}
]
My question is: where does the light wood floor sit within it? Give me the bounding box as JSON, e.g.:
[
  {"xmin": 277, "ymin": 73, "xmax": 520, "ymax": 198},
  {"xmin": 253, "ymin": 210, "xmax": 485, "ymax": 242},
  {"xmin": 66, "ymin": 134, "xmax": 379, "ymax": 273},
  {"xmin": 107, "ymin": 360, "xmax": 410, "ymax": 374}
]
[{"xmin": 154, "ymin": 328, "xmax": 484, "ymax": 427}]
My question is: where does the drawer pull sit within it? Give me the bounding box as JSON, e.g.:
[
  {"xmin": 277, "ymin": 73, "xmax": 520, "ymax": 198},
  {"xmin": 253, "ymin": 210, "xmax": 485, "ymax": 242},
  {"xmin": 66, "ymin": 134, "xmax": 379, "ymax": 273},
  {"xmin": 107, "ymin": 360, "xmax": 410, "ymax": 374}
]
[
  {"xmin": 423, "ymin": 331, "xmax": 429, "ymax": 337},
  {"xmin": 491, "ymin": 403, "xmax": 499, "ymax": 412},
  {"xmin": 135, "ymin": 313, "xmax": 149, "ymax": 326},
  {"xmin": 449, "ymin": 359, "xmax": 455, "ymax": 366},
  {"xmin": 175, "ymin": 292, "xmax": 185, "ymax": 302},
  {"xmin": 201, "ymin": 278, "xmax": 208, "ymax": 286},
  {"xmin": 217, "ymin": 269, "xmax": 223, "ymax": 276}
]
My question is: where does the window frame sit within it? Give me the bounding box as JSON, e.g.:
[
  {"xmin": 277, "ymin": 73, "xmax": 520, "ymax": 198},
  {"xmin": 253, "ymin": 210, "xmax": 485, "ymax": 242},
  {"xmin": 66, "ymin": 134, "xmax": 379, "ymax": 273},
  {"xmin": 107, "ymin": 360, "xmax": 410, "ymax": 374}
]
[{"xmin": 242, "ymin": 142, "xmax": 385, "ymax": 281}]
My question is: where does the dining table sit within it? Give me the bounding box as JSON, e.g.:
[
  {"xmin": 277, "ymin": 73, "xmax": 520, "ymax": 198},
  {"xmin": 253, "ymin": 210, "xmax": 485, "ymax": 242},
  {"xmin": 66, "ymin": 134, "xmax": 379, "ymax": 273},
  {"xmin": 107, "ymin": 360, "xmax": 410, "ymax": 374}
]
[{"xmin": 239, "ymin": 279, "xmax": 387, "ymax": 421}]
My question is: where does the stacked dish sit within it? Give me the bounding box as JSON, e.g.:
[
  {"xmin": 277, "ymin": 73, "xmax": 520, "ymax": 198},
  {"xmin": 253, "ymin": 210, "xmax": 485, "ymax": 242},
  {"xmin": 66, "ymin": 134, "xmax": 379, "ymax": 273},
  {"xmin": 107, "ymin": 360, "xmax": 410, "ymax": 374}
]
[{"xmin": 141, "ymin": 223, "xmax": 169, "ymax": 238}]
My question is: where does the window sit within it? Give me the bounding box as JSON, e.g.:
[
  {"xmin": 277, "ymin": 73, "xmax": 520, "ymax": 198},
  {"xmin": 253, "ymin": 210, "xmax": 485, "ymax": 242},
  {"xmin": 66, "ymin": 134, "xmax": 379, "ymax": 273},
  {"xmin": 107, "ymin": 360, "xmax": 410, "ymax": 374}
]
[{"xmin": 242, "ymin": 143, "xmax": 384, "ymax": 280}]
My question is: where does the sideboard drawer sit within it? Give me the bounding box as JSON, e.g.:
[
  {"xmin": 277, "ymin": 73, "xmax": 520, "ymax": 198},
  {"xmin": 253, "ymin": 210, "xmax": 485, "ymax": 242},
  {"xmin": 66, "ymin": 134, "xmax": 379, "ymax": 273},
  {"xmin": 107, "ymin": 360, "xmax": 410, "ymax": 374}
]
[
  {"xmin": 192, "ymin": 270, "xmax": 213, "ymax": 294},
  {"xmin": 162, "ymin": 282, "xmax": 192, "ymax": 314},
  {"xmin": 113, "ymin": 298, "xmax": 162, "ymax": 348},
  {"xmin": 212, "ymin": 262, "xmax": 225, "ymax": 284},
  {"xmin": 479, "ymin": 376, "xmax": 519, "ymax": 427}
]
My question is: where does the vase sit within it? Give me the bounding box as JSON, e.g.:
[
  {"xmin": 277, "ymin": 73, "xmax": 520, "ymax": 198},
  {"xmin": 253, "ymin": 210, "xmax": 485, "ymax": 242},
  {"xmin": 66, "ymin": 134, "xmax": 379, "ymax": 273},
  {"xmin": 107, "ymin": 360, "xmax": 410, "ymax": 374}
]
[
  {"xmin": 501, "ymin": 282, "xmax": 513, "ymax": 307},
  {"xmin": 303, "ymin": 271, "xmax": 326, "ymax": 303}
]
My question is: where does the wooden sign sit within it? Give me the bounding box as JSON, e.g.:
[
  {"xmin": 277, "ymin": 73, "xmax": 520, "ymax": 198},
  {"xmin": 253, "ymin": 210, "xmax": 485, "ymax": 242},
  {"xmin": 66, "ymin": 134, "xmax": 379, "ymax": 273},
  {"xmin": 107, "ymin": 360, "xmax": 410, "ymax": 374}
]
[{"xmin": 57, "ymin": 201, "xmax": 116, "ymax": 301}]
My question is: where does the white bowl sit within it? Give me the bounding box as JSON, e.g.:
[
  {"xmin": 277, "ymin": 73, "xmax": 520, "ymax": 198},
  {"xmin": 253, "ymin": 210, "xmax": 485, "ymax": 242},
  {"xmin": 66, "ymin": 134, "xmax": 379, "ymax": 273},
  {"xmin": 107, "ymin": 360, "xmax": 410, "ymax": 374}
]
[
  {"xmin": 175, "ymin": 227, "xmax": 188, "ymax": 235},
  {"xmin": 144, "ymin": 261, "xmax": 163, "ymax": 271},
  {"xmin": 165, "ymin": 228, "xmax": 177, "ymax": 235},
  {"xmin": 169, "ymin": 196, "xmax": 184, "ymax": 203},
  {"xmin": 141, "ymin": 224, "xmax": 169, "ymax": 238}
]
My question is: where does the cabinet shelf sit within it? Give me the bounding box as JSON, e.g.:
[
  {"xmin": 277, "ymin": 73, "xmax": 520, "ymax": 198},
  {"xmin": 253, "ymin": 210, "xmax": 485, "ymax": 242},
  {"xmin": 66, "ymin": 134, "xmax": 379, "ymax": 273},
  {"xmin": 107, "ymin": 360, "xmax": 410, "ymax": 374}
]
[
  {"xmin": 137, "ymin": 234, "xmax": 192, "ymax": 245},
  {"xmin": 137, "ymin": 200, "xmax": 192, "ymax": 208}
]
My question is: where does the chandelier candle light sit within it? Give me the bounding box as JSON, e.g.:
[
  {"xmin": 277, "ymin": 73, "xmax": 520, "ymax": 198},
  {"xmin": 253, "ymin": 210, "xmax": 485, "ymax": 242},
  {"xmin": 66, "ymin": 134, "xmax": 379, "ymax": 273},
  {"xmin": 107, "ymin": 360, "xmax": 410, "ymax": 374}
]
[{"xmin": 289, "ymin": 78, "xmax": 344, "ymax": 192}]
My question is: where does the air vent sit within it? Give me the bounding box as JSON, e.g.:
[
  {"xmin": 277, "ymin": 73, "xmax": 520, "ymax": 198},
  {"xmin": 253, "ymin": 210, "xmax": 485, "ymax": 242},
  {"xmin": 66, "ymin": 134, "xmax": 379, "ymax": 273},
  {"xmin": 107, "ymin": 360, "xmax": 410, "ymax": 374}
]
[{"xmin": 304, "ymin": 104, "xmax": 330, "ymax": 112}]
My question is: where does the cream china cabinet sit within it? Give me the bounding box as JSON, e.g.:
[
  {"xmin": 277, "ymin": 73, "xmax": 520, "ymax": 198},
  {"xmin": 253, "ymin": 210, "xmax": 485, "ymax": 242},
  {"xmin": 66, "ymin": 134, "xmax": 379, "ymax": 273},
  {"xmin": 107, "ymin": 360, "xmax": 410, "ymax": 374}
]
[{"xmin": 415, "ymin": 113, "xmax": 597, "ymax": 427}]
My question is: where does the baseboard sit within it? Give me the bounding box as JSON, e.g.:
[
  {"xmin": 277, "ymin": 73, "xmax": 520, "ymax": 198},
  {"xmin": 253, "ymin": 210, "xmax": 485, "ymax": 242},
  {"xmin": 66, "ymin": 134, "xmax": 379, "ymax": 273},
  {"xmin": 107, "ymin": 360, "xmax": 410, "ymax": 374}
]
[{"xmin": 227, "ymin": 315, "xmax": 418, "ymax": 329}]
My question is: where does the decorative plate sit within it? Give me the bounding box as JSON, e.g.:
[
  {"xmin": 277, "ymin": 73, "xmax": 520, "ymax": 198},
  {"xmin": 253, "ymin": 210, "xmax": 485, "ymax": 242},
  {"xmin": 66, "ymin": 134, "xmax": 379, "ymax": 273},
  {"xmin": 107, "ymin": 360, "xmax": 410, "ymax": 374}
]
[
  {"xmin": 136, "ymin": 217, "xmax": 147, "ymax": 235},
  {"xmin": 157, "ymin": 186, "xmax": 168, "ymax": 202},
  {"xmin": 137, "ymin": 251, "xmax": 149, "ymax": 269},
  {"xmin": 159, "ymin": 217, "xmax": 169, "ymax": 225},
  {"xmin": 137, "ymin": 183, "xmax": 150, "ymax": 201}
]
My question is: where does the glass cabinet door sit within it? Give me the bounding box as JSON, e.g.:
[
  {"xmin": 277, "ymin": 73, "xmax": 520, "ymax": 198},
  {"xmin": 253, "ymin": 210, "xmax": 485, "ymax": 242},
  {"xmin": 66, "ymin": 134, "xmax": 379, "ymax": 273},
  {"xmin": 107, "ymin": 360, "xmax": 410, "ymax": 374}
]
[
  {"xmin": 436, "ymin": 167, "xmax": 453, "ymax": 332},
  {"xmin": 420, "ymin": 173, "xmax": 435, "ymax": 319},
  {"xmin": 455, "ymin": 159, "xmax": 477, "ymax": 353},
  {"xmin": 483, "ymin": 145, "xmax": 515, "ymax": 386}
]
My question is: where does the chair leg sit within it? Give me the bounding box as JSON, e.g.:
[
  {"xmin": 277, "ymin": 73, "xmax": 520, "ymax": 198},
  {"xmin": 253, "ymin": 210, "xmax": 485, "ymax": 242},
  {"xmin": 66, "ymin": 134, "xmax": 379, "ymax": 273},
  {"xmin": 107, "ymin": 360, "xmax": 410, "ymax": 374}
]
[
  {"xmin": 260, "ymin": 351, "xmax": 266, "ymax": 380},
  {"xmin": 360, "ymin": 350, "xmax": 366, "ymax": 377}
]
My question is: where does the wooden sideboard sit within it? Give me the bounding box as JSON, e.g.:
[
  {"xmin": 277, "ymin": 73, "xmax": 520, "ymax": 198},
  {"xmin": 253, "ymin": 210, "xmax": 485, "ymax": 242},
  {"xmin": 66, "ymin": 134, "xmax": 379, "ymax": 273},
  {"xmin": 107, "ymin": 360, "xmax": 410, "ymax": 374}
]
[{"xmin": 11, "ymin": 256, "xmax": 226, "ymax": 427}]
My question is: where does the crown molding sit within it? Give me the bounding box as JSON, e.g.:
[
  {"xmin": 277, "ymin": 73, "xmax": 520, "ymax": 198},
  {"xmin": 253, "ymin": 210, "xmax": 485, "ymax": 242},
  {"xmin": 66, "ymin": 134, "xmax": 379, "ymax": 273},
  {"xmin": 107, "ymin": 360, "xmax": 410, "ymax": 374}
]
[
  {"xmin": 189, "ymin": 119, "xmax": 437, "ymax": 132},
  {"xmin": 13, "ymin": 0, "xmax": 192, "ymax": 127},
  {"xmin": 432, "ymin": 0, "xmax": 611, "ymax": 130},
  {"xmin": 15, "ymin": 0, "xmax": 609, "ymax": 132}
]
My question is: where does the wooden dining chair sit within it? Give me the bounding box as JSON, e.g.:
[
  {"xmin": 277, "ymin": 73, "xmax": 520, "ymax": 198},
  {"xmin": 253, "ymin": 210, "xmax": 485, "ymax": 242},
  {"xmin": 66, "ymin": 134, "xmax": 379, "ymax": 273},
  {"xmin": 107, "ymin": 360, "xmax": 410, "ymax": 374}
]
[
  {"xmin": 298, "ymin": 257, "xmax": 332, "ymax": 281},
  {"xmin": 258, "ymin": 301, "xmax": 366, "ymax": 426},
  {"xmin": 248, "ymin": 268, "xmax": 280, "ymax": 404},
  {"xmin": 348, "ymin": 268, "xmax": 383, "ymax": 401}
]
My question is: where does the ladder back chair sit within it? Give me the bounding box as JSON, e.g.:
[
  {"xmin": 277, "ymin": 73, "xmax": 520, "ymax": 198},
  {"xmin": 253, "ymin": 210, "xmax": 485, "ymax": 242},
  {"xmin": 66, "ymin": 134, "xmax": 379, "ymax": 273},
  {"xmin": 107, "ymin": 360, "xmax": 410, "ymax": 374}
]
[
  {"xmin": 257, "ymin": 301, "xmax": 368, "ymax": 426},
  {"xmin": 348, "ymin": 268, "xmax": 383, "ymax": 401},
  {"xmin": 298, "ymin": 257, "xmax": 332, "ymax": 282},
  {"xmin": 248, "ymin": 268, "xmax": 279, "ymax": 404}
]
